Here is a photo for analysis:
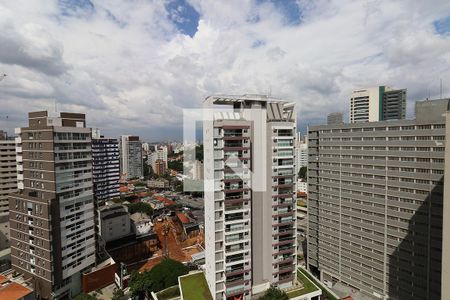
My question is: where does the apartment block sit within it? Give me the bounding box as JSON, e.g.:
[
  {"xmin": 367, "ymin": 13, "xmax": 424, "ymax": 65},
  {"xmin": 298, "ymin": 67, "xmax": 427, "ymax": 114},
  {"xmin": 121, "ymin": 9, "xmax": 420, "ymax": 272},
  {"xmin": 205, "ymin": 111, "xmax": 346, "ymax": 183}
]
[
  {"xmin": 308, "ymin": 99, "xmax": 448, "ymax": 299},
  {"xmin": 327, "ymin": 112, "xmax": 343, "ymax": 125},
  {"xmin": 119, "ymin": 135, "xmax": 143, "ymax": 180},
  {"xmin": 442, "ymin": 100, "xmax": 450, "ymax": 300},
  {"xmin": 0, "ymin": 135, "xmax": 17, "ymax": 251},
  {"xmin": 204, "ymin": 95, "xmax": 297, "ymax": 300},
  {"xmin": 350, "ymin": 86, "xmax": 406, "ymax": 123},
  {"xmin": 149, "ymin": 146, "xmax": 168, "ymax": 173},
  {"xmin": 9, "ymin": 111, "xmax": 96, "ymax": 299},
  {"xmin": 92, "ymin": 133, "xmax": 120, "ymax": 205}
]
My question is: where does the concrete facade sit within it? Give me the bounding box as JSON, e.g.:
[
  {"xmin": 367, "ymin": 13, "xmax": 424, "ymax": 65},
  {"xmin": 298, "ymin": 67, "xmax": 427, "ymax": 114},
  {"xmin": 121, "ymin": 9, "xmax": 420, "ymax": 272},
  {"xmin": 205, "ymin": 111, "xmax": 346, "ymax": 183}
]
[
  {"xmin": 0, "ymin": 137, "xmax": 17, "ymax": 251},
  {"xmin": 98, "ymin": 204, "xmax": 132, "ymax": 242},
  {"xmin": 9, "ymin": 111, "xmax": 96, "ymax": 299},
  {"xmin": 308, "ymin": 99, "xmax": 448, "ymax": 299},
  {"xmin": 119, "ymin": 135, "xmax": 143, "ymax": 180},
  {"xmin": 204, "ymin": 95, "xmax": 297, "ymax": 300},
  {"xmin": 92, "ymin": 136, "xmax": 120, "ymax": 204},
  {"xmin": 350, "ymin": 86, "xmax": 406, "ymax": 123}
]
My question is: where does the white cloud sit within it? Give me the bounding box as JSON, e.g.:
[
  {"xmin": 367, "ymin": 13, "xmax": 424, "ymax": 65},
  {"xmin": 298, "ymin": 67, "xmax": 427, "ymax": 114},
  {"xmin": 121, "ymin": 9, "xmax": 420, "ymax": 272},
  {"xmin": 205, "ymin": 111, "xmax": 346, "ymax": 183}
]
[{"xmin": 0, "ymin": 0, "xmax": 450, "ymax": 140}]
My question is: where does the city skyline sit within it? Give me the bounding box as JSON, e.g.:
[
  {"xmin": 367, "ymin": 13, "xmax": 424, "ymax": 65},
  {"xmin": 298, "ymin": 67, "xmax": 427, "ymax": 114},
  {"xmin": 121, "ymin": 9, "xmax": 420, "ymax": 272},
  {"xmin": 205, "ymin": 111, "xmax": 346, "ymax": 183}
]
[{"xmin": 1, "ymin": 0, "xmax": 450, "ymax": 140}]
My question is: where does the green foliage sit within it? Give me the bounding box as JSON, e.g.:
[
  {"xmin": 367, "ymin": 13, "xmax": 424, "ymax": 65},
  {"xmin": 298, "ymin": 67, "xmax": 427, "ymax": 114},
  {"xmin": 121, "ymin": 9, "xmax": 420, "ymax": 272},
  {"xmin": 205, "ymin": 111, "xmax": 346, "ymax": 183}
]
[
  {"xmin": 156, "ymin": 285, "xmax": 180, "ymax": 300},
  {"xmin": 260, "ymin": 286, "xmax": 289, "ymax": 300},
  {"xmin": 168, "ymin": 160, "xmax": 183, "ymax": 172},
  {"xmin": 129, "ymin": 270, "xmax": 153, "ymax": 299},
  {"xmin": 129, "ymin": 259, "xmax": 189, "ymax": 297},
  {"xmin": 298, "ymin": 166, "xmax": 307, "ymax": 181},
  {"xmin": 74, "ymin": 294, "xmax": 98, "ymax": 300},
  {"xmin": 134, "ymin": 181, "xmax": 146, "ymax": 187},
  {"xmin": 149, "ymin": 258, "xmax": 189, "ymax": 291},
  {"xmin": 126, "ymin": 202, "xmax": 153, "ymax": 216},
  {"xmin": 112, "ymin": 288, "xmax": 125, "ymax": 300}
]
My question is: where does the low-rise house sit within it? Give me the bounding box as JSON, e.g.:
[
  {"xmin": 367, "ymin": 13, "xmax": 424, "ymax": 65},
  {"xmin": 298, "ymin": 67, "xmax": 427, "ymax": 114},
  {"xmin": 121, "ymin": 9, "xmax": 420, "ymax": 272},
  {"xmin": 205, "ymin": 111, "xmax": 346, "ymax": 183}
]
[
  {"xmin": 0, "ymin": 273, "xmax": 34, "ymax": 300},
  {"xmin": 176, "ymin": 212, "xmax": 200, "ymax": 239},
  {"xmin": 147, "ymin": 178, "xmax": 170, "ymax": 189},
  {"xmin": 130, "ymin": 213, "xmax": 153, "ymax": 236}
]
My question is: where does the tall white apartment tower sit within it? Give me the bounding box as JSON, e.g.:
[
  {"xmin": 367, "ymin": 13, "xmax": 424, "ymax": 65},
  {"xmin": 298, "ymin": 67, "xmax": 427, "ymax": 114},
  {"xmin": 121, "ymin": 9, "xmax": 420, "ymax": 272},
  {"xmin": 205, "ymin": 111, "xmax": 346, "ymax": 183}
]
[
  {"xmin": 204, "ymin": 95, "xmax": 297, "ymax": 300},
  {"xmin": 350, "ymin": 86, "xmax": 406, "ymax": 123},
  {"xmin": 119, "ymin": 135, "xmax": 143, "ymax": 180}
]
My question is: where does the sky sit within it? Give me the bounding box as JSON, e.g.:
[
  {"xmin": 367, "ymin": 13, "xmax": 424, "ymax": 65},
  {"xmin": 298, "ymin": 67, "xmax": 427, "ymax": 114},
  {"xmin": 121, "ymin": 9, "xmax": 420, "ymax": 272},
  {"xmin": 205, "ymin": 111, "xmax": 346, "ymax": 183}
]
[{"xmin": 0, "ymin": 0, "xmax": 450, "ymax": 141}]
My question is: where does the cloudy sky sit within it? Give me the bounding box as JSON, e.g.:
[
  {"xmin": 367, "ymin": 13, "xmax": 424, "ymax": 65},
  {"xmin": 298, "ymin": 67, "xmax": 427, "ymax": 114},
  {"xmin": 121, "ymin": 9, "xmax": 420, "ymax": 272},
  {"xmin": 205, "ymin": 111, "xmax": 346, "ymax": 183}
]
[{"xmin": 1, "ymin": 0, "xmax": 450, "ymax": 141}]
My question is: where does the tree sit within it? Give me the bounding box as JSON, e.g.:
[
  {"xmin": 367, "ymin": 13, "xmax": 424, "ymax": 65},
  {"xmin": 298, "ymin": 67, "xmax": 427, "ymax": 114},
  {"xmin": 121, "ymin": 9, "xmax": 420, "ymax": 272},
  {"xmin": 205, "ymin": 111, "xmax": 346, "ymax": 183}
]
[
  {"xmin": 129, "ymin": 259, "xmax": 189, "ymax": 297},
  {"xmin": 260, "ymin": 286, "xmax": 289, "ymax": 300},
  {"xmin": 126, "ymin": 202, "xmax": 153, "ymax": 216},
  {"xmin": 168, "ymin": 160, "xmax": 183, "ymax": 172},
  {"xmin": 129, "ymin": 270, "xmax": 153, "ymax": 299},
  {"xmin": 148, "ymin": 258, "xmax": 189, "ymax": 291},
  {"xmin": 112, "ymin": 288, "xmax": 125, "ymax": 300},
  {"xmin": 74, "ymin": 294, "xmax": 98, "ymax": 300},
  {"xmin": 298, "ymin": 166, "xmax": 307, "ymax": 181}
]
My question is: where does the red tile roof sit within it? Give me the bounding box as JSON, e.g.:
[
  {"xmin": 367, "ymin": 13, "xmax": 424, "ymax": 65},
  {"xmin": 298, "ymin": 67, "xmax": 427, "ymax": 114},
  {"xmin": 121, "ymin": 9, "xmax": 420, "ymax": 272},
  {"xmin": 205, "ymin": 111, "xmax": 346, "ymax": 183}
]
[
  {"xmin": 154, "ymin": 195, "xmax": 175, "ymax": 206},
  {"xmin": 0, "ymin": 278, "xmax": 33, "ymax": 300},
  {"xmin": 177, "ymin": 212, "xmax": 190, "ymax": 224}
]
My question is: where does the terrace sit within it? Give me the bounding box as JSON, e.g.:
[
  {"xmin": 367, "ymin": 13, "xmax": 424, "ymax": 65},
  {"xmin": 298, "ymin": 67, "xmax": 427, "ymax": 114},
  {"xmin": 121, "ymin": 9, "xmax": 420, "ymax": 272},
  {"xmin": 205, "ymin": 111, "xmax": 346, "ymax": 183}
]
[{"xmin": 179, "ymin": 272, "xmax": 213, "ymax": 300}]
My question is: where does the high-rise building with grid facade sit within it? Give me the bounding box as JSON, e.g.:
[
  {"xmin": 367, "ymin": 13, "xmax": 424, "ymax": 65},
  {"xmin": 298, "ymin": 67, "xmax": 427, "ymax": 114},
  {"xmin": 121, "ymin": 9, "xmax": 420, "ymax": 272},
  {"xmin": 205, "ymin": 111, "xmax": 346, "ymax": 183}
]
[
  {"xmin": 9, "ymin": 111, "xmax": 96, "ymax": 299},
  {"xmin": 91, "ymin": 131, "xmax": 120, "ymax": 205},
  {"xmin": 119, "ymin": 135, "xmax": 143, "ymax": 180},
  {"xmin": 204, "ymin": 95, "xmax": 297, "ymax": 300},
  {"xmin": 308, "ymin": 98, "xmax": 448, "ymax": 299},
  {"xmin": 350, "ymin": 86, "xmax": 406, "ymax": 123}
]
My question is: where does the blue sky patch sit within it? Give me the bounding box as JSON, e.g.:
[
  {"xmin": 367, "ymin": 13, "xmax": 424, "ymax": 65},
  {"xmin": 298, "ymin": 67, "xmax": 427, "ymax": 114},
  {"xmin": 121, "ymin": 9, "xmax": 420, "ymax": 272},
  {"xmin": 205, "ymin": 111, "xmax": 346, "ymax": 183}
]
[
  {"xmin": 59, "ymin": 0, "xmax": 95, "ymax": 18},
  {"xmin": 257, "ymin": 0, "xmax": 303, "ymax": 26},
  {"xmin": 166, "ymin": 0, "xmax": 200, "ymax": 37},
  {"xmin": 433, "ymin": 15, "xmax": 450, "ymax": 36}
]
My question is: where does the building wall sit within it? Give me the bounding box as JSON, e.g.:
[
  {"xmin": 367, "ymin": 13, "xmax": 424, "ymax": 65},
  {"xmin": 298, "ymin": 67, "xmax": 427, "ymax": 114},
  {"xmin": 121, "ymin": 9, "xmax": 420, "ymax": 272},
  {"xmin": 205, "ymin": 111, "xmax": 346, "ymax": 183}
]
[
  {"xmin": 120, "ymin": 136, "xmax": 143, "ymax": 180},
  {"xmin": 0, "ymin": 139, "xmax": 17, "ymax": 251},
  {"xmin": 92, "ymin": 137, "xmax": 120, "ymax": 204},
  {"xmin": 204, "ymin": 96, "xmax": 297, "ymax": 300},
  {"xmin": 442, "ymin": 108, "xmax": 450, "ymax": 299},
  {"xmin": 82, "ymin": 260, "xmax": 117, "ymax": 293},
  {"xmin": 9, "ymin": 111, "xmax": 96, "ymax": 299},
  {"xmin": 99, "ymin": 206, "xmax": 132, "ymax": 242},
  {"xmin": 308, "ymin": 108, "xmax": 446, "ymax": 299}
]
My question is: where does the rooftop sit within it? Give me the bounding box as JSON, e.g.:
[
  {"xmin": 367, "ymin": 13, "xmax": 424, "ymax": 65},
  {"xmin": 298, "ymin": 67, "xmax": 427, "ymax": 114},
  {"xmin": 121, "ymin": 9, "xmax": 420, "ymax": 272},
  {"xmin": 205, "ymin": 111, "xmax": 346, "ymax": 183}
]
[
  {"xmin": 0, "ymin": 275, "xmax": 33, "ymax": 300},
  {"xmin": 179, "ymin": 272, "xmax": 212, "ymax": 300}
]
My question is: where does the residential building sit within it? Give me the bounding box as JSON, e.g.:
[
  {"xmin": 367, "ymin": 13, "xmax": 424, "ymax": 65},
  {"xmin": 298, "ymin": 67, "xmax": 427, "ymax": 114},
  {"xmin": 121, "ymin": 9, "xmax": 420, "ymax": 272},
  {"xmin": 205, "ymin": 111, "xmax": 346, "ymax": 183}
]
[
  {"xmin": 92, "ymin": 132, "xmax": 120, "ymax": 205},
  {"xmin": 0, "ymin": 130, "xmax": 7, "ymax": 140},
  {"xmin": 149, "ymin": 146, "xmax": 168, "ymax": 173},
  {"xmin": 327, "ymin": 112, "xmax": 343, "ymax": 125},
  {"xmin": 119, "ymin": 135, "xmax": 143, "ymax": 180},
  {"xmin": 349, "ymin": 86, "xmax": 406, "ymax": 123},
  {"xmin": 308, "ymin": 98, "xmax": 448, "ymax": 299},
  {"xmin": 9, "ymin": 111, "xmax": 96, "ymax": 299},
  {"xmin": 442, "ymin": 100, "xmax": 450, "ymax": 300},
  {"xmin": 153, "ymin": 159, "xmax": 166, "ymax": 176},
  {"xmin": 98, "ymin": 204, "xmax": 132, "ymax": 242},
  {"xmin": 0, "ymin": 136, "xmax": 17, "ymax": 250},
  {"xmin": 203, "ymin": 94, "xmax": 297, "ymax": 300},
  {"xmin": 147, "ymin": 178, "xmax": 169, "ymax": 189},
  {"xmin": 295, "ymin": 138, "xmax": 308, "ymax": 192}
]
